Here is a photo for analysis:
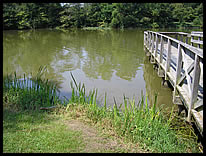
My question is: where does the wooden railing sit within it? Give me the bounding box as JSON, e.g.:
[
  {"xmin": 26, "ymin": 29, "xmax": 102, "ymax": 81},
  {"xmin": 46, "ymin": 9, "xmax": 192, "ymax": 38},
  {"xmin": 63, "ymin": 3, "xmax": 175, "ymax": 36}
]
[
  {"xmin": 159, "ymin": 32, "xmax": 190, "ymax": 44},
  {"xmin": 191, "ymin": 31, "xmax": 203, "ymax": 49},
  {"xmin": 144, "ymin": 31, "xmax": 203, "ymax": 126},
  {"xmin": 159, "ymin": 31, "xmax": 203, "ymax": 49}
]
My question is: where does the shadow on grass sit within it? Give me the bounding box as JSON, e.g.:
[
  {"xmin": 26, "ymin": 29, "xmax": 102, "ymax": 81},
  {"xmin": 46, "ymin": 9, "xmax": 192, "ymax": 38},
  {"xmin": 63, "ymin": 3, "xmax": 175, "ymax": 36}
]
[
  {"xmin": 3, "ymin": 107, "xmax": 86, "ymax": 153},
  {"xmin": 3, "ymin": 108, "xmax": 59, "ymax": 132}
]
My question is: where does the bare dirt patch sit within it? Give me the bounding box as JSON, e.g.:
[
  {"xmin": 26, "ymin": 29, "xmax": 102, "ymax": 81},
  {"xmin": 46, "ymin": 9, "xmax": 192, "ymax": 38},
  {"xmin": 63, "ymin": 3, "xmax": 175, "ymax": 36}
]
[{"xmin": 65, "ymin": 119, "xmax": 147, "ymax": 153}]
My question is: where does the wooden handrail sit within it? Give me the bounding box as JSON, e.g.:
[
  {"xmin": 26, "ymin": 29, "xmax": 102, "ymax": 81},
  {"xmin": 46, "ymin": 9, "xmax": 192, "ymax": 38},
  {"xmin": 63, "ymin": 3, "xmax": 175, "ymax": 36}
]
[
  {"xmin": 146, "ymin": 31, "xmax": 203, "ymax": 58},
  {"xmin": 159, "ymin": 32, "xmax": 189, "ymax": 36}
]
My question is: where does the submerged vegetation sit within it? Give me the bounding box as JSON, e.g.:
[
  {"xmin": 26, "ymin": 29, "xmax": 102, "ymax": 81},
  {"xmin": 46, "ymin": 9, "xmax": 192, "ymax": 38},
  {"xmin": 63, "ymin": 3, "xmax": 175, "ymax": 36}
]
[{"xmin": 3, "ymin": 67, "xmax": 202, "ymax": 153}]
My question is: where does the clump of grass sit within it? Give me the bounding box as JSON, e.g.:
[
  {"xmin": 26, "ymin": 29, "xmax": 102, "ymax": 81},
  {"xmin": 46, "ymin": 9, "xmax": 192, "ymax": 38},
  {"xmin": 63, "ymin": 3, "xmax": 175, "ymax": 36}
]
[
  {"xmin": 67, "ymin": 73, "xmax": 200, "ymax": 153},
  {"xmin": 3, "ymin": 66, "xmax": 61, "ymax": 111}
]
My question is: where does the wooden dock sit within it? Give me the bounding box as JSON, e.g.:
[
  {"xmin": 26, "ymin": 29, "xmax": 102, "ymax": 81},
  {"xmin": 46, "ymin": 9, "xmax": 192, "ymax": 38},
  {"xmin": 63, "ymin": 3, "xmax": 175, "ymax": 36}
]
[{"xmin": 144, "ymin": 31, "xmax": 203, "ymax": 136}]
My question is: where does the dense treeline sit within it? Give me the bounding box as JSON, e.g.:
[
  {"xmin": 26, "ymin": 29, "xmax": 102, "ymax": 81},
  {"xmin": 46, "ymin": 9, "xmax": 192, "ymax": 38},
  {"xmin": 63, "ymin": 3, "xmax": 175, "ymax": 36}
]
[{"xmin": 3, "ymin": 3, "xmax": 203, "ymax": 30}]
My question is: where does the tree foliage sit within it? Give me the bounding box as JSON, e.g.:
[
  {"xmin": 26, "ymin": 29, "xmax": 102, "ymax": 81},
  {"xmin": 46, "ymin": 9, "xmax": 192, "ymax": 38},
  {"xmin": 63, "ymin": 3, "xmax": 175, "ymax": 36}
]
[{"xmin": 3, "ymin": 3, "xmax": 203, "ymax": 30}]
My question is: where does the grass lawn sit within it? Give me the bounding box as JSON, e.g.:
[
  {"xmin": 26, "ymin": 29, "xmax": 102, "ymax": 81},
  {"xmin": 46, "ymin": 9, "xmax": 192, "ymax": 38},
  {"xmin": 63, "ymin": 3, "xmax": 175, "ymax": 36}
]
[
  {"xmin": 3, "ymin": 106, "xmax": 148, "ymax": 153},
  {"xmin": 3, "ymin": 109, "xmax": 85, "ymax": 153},
  {"xmin": 3, "ymin": 70, "xmax": 202, "ymax": 153}
]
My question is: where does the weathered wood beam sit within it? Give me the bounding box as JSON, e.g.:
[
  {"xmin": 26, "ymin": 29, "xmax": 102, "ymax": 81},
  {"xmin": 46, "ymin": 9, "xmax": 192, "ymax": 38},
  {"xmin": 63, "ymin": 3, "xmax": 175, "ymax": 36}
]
[
  {"xmin": 159, "ymin": 36, "xmax": 163, "ymax": 63},
  {"xmin": 154, "ymin": 34, "xmax": 158, "ymax": 57},
  {"xmin": 177, "ymin": 62, "xmax": 194, "ymax": 85},
  {"xmin": 151, "ymin": 33, "xmax": 154, "ymax": 53},
  {"xmin": 149, "ymin": 32, "xmax": 151, "ymax": 51},
  {"xmin": 146, "ymin": 32, "xmax": 149, "ymax": 48},
  {"xmin": 175, "ymin": 43, "xmax": 182, "ymax": 82},
  {"xmin": 165, "ymin": 38, "xmax": 171, "ymax": 79},
  {"xmin": 173, "ymin": 42, "xmax": 182, "ymax": 104},
  {"xmin": 181, "ymin": 48, "xmax": 192, "ymax": 96},
  {"xmin": 187, "ymin": 54, "xmax": 201, "ymax": 122}
]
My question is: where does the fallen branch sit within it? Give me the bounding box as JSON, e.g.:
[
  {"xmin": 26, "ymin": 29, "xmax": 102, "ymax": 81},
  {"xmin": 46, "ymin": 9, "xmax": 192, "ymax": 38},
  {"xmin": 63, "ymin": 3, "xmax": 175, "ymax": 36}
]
[{"xmin": 40, "ymin": 106, "xmax": 57, "ymax": 110}]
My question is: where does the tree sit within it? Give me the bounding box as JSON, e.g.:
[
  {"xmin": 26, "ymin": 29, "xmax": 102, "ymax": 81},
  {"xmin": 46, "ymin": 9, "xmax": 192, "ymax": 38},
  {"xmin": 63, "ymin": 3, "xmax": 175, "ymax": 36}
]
[
  {"xmin": 3, "ymin": 3, "xmax": 20, "ymax": 29},
  {"xmin": 3, "ymin": 3, "xmax": 203, "ymax": 30}
]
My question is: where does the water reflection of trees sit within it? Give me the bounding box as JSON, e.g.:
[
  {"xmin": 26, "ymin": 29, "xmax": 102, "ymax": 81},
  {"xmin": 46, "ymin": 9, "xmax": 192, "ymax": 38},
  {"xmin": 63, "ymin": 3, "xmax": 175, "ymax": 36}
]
[
  {"xmin": 4, "ymin": 29, "xmax": 145, "ymax": 84},
  {"xmin": 143, "ymin": 56, "xmax": 174, "ymax": 109},
  {"xmin": 79, "ymin": 29, "xmax": 145, "ymax": 81},
  {"xmin": 4, "ymin": 29, "xmax": 67, "ymax": 88}
]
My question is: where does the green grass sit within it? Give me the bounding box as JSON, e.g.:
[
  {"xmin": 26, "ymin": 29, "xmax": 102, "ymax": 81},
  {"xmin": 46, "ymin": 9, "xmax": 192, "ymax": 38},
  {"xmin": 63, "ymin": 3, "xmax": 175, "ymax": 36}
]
[
  {"xmin": 3, "ymin": 109, "xmax": 85, "ymax": 153},
  {"xmin": 3, "ymin": 68, "xmax": 85, "ymax": 153},
  {"xmin": 3, "ymin": 69, "xmax": 201, "ymax": 153},
  {"xmin": 66, "ymin": 72, "xmax": 201, "ymax": 153}
]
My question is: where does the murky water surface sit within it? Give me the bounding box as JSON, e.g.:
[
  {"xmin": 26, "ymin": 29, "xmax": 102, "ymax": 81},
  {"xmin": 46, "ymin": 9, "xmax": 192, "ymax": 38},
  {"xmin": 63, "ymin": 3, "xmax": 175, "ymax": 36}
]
[{"xmin": 4, "ymin": 29, "xmax": 176, "ymax": 108}]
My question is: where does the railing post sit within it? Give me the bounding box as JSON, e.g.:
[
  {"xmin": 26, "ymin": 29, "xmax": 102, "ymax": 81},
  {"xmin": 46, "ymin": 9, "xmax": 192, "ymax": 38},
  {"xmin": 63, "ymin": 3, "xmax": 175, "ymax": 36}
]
[
  {"xmin": 187, "ymin": 54, "xmax": 201, "ymax": 122},
  {"xmin": 175, "ymin": 43, "xmax": 182, "ymax": 85},
  {"xmin": 175, "ymin": 34, "xmax": 178, "ymax": 40},
  {"xmin": 148, "ymin": 32, "xmax": 150, "ymax": 48},
  {"xmin": 198, "ymin": 36, "xmax": 201, "ymax": 49},
  {"xmin": 159, "ymin": 35, "xmax": 163, "ymax": 64},
  {"xmin": 173, "ymin": 42, "xmax": 182, "ymax": 104},
  {"xmin": 180, "ymin": 34, "xmax": 183, "ymax": 42},
  {"xmin": 155, "ymin": 34, "xmax": 158, "ymax": 57},
  {"xmin": 149, "ymin": 32, "xmax": 151, "ymax": 52},
  {"xmin": 147, "ymin": 32, "xmax": 149, "ymax": 49},
  {"xmin": 157, "ymin": 35, "xmax": 164, "ymax": 77},
  {"xmin": 144, "ymin": 32, "xmax": 147, "ymax": 47},
  {"xmin": 186, "ymin": 36, "xmax": 188, "ymax": 44},
  {"xmin": 191, "ymin": 35, "xmax": 194, "ymax": 46},
  {"xmin": 151, "ymin": 33, "xmax": 154, "ymax": 53},
  {"xmin": 165, "ymin": 38, "xmax": 171, "ymax": 79}
]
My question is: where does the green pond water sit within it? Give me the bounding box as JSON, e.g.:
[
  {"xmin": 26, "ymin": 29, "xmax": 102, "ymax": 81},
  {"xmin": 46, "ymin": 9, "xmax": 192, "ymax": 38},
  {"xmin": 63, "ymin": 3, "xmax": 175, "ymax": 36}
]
[{"xmin": 4, "ymin": 28, "xmax": 188, "ymax": 109}]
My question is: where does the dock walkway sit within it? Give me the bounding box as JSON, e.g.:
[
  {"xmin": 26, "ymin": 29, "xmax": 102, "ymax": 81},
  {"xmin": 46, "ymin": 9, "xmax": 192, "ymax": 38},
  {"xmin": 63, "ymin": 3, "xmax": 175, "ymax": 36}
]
[{"xmin": 144, "ymin": 31, "xmax": 203, "ymax": 136}]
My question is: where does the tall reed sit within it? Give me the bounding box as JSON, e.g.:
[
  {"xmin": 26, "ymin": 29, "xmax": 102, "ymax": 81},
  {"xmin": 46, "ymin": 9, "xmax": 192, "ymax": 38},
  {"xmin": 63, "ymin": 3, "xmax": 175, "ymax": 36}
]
[
  {"xmin": 67, "ymin": 73, "xmax": 200, "ymax": 153},
  {"xmin": 3, "ymin": 66, "xmax": 61, "ymax": 110}
]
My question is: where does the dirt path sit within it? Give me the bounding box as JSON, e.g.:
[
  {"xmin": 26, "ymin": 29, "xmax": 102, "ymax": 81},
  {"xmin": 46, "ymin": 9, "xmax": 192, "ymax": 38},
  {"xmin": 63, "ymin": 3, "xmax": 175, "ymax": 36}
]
[{"xmin": 65, "ymin": 119, "xmax": 147, "ymax": 153}]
